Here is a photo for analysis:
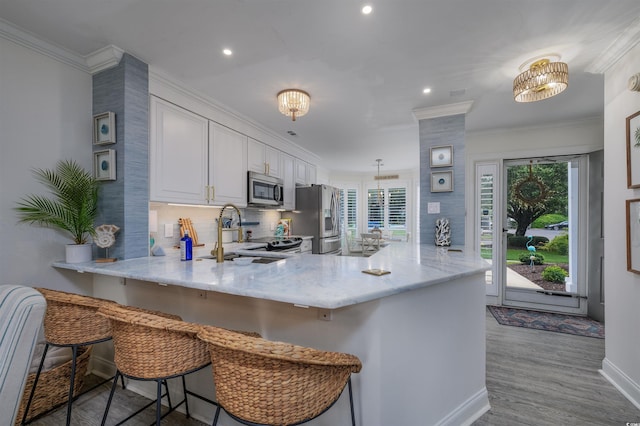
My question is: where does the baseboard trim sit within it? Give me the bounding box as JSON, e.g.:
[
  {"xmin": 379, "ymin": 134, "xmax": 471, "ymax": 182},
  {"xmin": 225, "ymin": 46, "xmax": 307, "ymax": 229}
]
[
  {"xmin": 600, "ymin": 357, "xmax": 640, "ymax": 411},
  {"xmin": 435, "ymin": 387, "xmax": 490, "ymax": 426}
]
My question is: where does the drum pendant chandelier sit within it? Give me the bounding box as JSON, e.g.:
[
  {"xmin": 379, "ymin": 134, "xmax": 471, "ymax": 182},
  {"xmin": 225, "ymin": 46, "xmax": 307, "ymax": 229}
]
[
  {"xmin": 277, "ymin": 89, "xmax": 310, "ymax": 121},
  {"xmin": 513, "ymin": 58, "xmax": 568, "ymax": 103}
]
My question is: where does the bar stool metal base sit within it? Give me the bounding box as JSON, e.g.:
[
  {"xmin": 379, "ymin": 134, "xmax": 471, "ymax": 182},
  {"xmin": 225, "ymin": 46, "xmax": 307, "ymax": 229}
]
[
  {"xmin": 21, "ymin": 337, "xmax": 119, "ymax": 426},
  {"xmin": 102, "ymin": 364, "xmax": 217, "ymax": 426}
]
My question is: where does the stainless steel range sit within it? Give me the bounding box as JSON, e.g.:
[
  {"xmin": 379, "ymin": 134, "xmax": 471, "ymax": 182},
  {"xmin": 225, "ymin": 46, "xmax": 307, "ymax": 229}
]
[{"xmin": 250, "ymin": 236, "xmax": 303, "ymax": 253}]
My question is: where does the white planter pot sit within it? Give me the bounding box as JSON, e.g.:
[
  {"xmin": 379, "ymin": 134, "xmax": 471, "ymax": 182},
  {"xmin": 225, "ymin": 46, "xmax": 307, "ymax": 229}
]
[{"xmin": 65, "ymin": 243, "xmax": 92, "ymax": 263}]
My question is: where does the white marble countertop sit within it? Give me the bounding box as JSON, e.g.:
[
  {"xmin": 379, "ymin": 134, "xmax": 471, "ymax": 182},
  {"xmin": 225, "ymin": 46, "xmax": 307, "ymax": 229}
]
[{"xmin": 53, "ymin": 243, "xmax": 489, "ymax": 309}]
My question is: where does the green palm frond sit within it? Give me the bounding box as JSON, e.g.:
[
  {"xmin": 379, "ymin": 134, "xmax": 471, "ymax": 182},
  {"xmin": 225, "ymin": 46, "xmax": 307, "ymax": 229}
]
[
  {"xmin": 635, "ymin": 127, "xmax": 640, "ymax": 147},
  {"xmin": 15, "ymin": 160, "xmax": 99, "ymax": 244}
]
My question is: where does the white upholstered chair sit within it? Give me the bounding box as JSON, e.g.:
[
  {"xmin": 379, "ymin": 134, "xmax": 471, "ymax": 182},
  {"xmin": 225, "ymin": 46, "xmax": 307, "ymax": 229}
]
[{"xmin": 0, "ymin": 285, "xmax": 46, "ymax": 425}]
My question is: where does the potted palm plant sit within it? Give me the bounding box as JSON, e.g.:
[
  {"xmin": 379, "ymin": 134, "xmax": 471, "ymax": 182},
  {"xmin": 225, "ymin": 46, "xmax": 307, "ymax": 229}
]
[{"xmin": 15, "ymin": 159, "xmax": 100, "ymax": 263}]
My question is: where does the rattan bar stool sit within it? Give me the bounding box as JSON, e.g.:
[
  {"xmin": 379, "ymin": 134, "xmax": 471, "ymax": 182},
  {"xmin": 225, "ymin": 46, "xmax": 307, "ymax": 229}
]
[
  {"xmin": 198, "ymin": 325, "xmax": 362, "ymax": 426},
  {"xmin": 21, "ymin": 288, "xmax": 121, "ymax": 426},
  {"xmin": 97, "ymin": 303, "xmax": 219, "ymax": 426}
]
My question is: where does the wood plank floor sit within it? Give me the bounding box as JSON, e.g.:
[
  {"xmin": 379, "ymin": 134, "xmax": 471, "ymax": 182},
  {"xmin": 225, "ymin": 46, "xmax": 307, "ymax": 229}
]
[
  {"xmin": 28, "ymin": 309, "xmax": 640, "ymax": 425},
  {"xmin": 475, "ymin": 309, "xmax": 640, "ymax": 426}
]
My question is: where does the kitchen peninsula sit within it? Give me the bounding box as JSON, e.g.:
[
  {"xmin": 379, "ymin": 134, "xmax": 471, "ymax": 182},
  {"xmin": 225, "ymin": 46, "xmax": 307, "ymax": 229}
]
[{"xmin": 54, "ymin": 243, "xmax": 490, "ymax": 426}]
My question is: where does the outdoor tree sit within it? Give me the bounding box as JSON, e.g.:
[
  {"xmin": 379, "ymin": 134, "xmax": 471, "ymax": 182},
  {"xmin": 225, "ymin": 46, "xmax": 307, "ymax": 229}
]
[{"xmin": 507, "ymin": 163, "xmax": 568, "ymax": 236}]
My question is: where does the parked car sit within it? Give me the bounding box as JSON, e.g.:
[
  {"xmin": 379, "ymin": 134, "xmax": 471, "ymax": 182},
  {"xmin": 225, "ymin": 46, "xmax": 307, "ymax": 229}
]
[{"xmin": 544, "ymin": 220, "xmax": 568, "ymax": 230}]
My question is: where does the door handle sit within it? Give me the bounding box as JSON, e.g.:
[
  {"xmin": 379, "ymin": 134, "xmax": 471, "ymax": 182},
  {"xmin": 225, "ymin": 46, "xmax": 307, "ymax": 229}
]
[{"xmin": 502, "ymin": 228, "xmax": 509, "ymax": 233}]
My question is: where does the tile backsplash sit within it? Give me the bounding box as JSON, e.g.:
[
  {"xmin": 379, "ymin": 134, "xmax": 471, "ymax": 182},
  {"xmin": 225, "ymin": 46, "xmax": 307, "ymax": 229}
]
[{"xmin": 149, "ymin": 202, "xmax": 282, "ymax": 249}]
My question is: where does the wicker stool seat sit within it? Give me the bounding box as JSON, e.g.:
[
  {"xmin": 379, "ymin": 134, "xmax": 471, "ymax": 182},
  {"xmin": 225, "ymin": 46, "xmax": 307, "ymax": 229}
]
[
  {"xmin": 22, "ymin": 288, "xmax": 120, "ymax": 426},
  {"xmin": 198, "ymin": 325, "xmax": 362, "ymax": 426},
  {"xmin": 97, "ymin": 303, "xmax": 217, "ymax": 426}
]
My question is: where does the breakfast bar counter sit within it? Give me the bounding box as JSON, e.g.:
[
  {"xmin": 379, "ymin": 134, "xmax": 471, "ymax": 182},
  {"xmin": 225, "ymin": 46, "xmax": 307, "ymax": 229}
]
[
  {"xmin": 53, "ymin": 242, "xmax": 488, "ymax": 309},
  {"xmin": 53, "ymin": 243, "xmax": 491, "ymax": 426}
]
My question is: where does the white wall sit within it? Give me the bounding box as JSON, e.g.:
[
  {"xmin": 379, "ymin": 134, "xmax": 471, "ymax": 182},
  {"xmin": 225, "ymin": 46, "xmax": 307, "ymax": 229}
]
[
  {"xmin": 600, "ymin": 41, "xmax": 640, "ymax": 409},
  {"xmin": 0, "ymin": 37, "xmax": 94, "ymax": 293}
]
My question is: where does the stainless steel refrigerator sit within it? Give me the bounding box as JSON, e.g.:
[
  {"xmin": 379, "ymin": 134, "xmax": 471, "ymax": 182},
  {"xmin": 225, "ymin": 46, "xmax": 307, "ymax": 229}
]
[{"xmin": 291, "ymin": 185, "xmax": 342, "ymax": 254}]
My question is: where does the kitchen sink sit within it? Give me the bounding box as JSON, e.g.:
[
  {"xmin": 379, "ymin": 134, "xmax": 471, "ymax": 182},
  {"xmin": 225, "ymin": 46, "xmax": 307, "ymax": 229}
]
[{"xmin": 197, "ymin": 254, "xmax": 283, "ymax": 264}]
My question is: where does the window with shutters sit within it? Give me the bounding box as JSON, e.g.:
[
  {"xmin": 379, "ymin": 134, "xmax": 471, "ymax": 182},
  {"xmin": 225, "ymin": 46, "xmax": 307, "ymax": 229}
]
[
  {"xmin": 367, "ymin": 185, "xmax": 407, "ymax": 239},
  {"xmin": 339, "ymin": 188, "xmax": 358, "ymax": 238}
]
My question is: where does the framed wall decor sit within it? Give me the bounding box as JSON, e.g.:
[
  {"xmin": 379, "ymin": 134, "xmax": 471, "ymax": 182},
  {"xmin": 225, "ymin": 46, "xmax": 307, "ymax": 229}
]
[
  {"xmin": 431, "ymin": 171, "xmax": 453, "ymax": 192},
  {"xmin": 93, "ymin": 112, "xmax": 116, "ymax": 145},
  {"xmin": 627, "ymin": 199, "xmax": 640, "ymax": 274},
  {"xmin": 430, "ymin": 145, "xmax": 453, "ymax": 168},
  {"xmin": 626, "ymin": 110, "xmax": 640, "ymax": 188},
  {"xmin": 94, "ymin": 149, "xmax": 116, "ymax": 181}
]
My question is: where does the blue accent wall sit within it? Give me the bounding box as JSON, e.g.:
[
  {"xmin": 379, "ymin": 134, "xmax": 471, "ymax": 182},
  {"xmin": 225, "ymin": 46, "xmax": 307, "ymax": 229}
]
[
  {"xmin": 419, "ymin": 115, "xmax": 466, "ymax": 246},
  {"xmin": 93, "ymin": 54, "xmax": 149, "ymax": 259}
]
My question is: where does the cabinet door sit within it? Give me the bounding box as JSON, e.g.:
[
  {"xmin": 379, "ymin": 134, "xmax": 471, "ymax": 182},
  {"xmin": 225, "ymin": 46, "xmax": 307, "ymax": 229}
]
[
  {"xmin": 295, "ymin": 159, "xmax": 308, "ymax": 185},
  {"xmin": 282, "ymin": 153, "xmax": 296, "ymax": 210},
  {"xmin": 247, "ymin": 138, "xmax": 266, "ymax": 174},
  {"xmin": 209, "ymin": 122, "xmax": 247, "ymax": 206},
  {"xmin": 150, "ymin": 97, "xmax": 208, "ymax": 204},
  {"xmin": 265, "ymin": 145, "xmax": 282, "ymax": 178},
  {"xmin": 306, "ymin": 163, "xmax": 317, "ymax": 185}
]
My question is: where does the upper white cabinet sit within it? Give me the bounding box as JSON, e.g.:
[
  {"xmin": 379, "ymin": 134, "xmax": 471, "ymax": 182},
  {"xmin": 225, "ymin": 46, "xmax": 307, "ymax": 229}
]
[
  {"xmin": 281, "ymin": 153, "xmax": 296, "ymax": 210},
  {"xmin": 248, "ymin": 138, "xmax": 281, "ymax": 178},
  {"xmin": 209, "ymin": 122, "xmax": 247, "ymax": 206},
  {"xmin": 295, "ymin": 159, "xmax": 316, "ymax": 186},
  {"xmin": 150, "ymin": 97, "xmax": 208, "ymax": 204},
  {"xmin": 150, "ymin": 96, "xmax": 247, "ymax": 206}
]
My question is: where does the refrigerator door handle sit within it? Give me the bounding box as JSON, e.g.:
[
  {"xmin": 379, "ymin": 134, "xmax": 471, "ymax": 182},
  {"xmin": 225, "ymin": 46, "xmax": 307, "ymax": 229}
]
[{"xmin": 324, "ymin": 237, "xmax": 342, "ymax": 244}]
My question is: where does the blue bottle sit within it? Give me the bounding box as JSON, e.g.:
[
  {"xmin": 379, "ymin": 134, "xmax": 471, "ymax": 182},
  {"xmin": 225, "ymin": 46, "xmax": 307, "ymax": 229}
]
[{"xmin": 180, "ymin": 230, "xmax": 193, "ymax": 261}]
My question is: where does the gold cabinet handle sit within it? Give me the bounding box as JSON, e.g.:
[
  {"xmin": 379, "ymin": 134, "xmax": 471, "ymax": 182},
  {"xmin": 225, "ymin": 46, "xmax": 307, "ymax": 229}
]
[
  {"xmin": 205, "ymin": 185, "xmax": 210, "ymax": 202},
  {"xmin": 210, "ymin": 185, "xmax": 215, "ymax": 202}
]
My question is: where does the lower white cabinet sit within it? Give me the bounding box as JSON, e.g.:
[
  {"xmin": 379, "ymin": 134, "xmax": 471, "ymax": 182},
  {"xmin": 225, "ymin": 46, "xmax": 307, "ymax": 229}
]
[{"xmin": 300, "ymin": 238, "xmax": 312, "ymax": 253}]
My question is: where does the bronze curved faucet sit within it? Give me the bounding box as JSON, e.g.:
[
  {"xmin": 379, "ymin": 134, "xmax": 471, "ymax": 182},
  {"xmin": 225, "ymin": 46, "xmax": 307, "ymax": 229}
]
[{"xmin": 213, "ymin": 203, "xmax": 243, "ymax": 263}]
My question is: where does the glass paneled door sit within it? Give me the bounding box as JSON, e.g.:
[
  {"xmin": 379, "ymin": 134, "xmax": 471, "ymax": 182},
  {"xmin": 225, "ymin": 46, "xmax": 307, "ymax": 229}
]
[
  {"xmin": 502, "ymin": 157, "xmax": 587, "ymax": 314},
  {"xmin": 477, "ymin": 157, "xmax": 589, "ymax": 315}
]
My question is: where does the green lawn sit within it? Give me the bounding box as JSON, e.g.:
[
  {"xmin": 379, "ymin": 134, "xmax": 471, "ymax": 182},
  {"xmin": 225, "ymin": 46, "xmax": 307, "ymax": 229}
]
[{"xmin": 481, "ymin": 248, "xmax": 568, "ymax": 264}]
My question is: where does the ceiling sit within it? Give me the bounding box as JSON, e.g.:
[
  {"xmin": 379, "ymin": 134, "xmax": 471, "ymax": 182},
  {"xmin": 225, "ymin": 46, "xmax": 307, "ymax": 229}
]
[{"xmin": 2, "ymin": 1, "xmax": 640, "ymax": 173}]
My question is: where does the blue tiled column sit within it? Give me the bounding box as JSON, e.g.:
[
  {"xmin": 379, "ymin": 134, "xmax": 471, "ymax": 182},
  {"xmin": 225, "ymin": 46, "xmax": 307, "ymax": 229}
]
[
  {"xmin": 419, "ymin": 115, "xmax": 465, "ymax": 246},
  {"xmin": 93, "ymin": 54, "xmax": 149, "ymax": 260}
]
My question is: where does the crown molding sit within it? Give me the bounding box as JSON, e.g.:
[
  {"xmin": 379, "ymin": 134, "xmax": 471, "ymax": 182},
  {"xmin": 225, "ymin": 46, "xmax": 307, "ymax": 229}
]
[
  {"xmin": 412, "ymin": 100, "xmax": 474, "ymax": 121},
  {"xmin": 586, "ymin": 17, "xmax": 640, "ymax": 74},
  {"xmin": 0, "ymin": 18, "xmax": 88, "ymax": 72},
  {"xmin": 85, "ymin": 45, "xmax": 124, "ymax": 74}
]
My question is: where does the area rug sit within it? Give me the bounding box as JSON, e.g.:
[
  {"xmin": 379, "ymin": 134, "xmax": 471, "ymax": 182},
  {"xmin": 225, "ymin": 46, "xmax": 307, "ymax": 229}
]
[{"xmin": 487, "ymin": 306, "xmax": 604, "ymax": 339}]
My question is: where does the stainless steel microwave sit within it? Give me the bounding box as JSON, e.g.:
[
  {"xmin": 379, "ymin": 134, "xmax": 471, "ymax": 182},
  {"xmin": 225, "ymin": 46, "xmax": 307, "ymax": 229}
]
[{"xmin": 247, "ymin": 171, "xmax": 284, "ymax": 207}]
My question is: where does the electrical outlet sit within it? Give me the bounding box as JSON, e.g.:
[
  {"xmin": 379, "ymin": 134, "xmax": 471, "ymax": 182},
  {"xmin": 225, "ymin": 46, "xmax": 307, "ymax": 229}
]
[
  {"xmin": 164, "ymin": 223, "xmax": 173, "ymax": 238},
  {"xmin": 197, "ymin": 290, "xmax": 207, "ymax": 299},
  {"xmin": 318, "ymin": 309, "xmax": 333, "ymax": 321}
]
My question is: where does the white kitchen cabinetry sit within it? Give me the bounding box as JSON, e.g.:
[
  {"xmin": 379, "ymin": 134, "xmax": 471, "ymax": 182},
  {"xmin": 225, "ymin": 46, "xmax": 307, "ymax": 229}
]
[
  {"xmin": 295, "ymin": 159, "xmax": 316, "ymax": 186},
  {"xmin": 248, "ymin": 138, "xmax": 281, "ymax": 178},
  {"xmin": 209, "ymin": 122, "xmax": 247, "ymax": 206},
  {"xmin": 300, "ymin": 237, "xmax": 313, "ymax": 253},
  {"xmin": 150, "ymin": 97, "xmax": 208, "ymax": 204},
  {"xmin": 150, "ymin": 96, "xmax": 247, "ymax": 206},
  {"xmin": 281, "ymin": 153, "xmax": 296, "ymax": 210}
]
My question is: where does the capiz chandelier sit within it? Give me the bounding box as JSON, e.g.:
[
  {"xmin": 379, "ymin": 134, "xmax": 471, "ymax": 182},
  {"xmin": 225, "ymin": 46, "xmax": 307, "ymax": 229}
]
[
  {"xmin": 277, "ymin": 89, "xmax": 310, "ymax": 121},
  {"xmin": 513, "ymin": 57, "xmax": 568, "ymax": 103}
]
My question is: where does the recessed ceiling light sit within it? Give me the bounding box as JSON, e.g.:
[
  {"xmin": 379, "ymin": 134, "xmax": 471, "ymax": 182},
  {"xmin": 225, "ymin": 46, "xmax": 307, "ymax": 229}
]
[
  {"xmin": 222, "ymin": 48, "xmax": 233, "ymax": 56},
  {"xmin": 423, "ymin": 88, "xmax": 432, "ymax": 94},
  {"xmin": 362, "ymin": 5, "xmax": 373, "ymax": 15}
]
